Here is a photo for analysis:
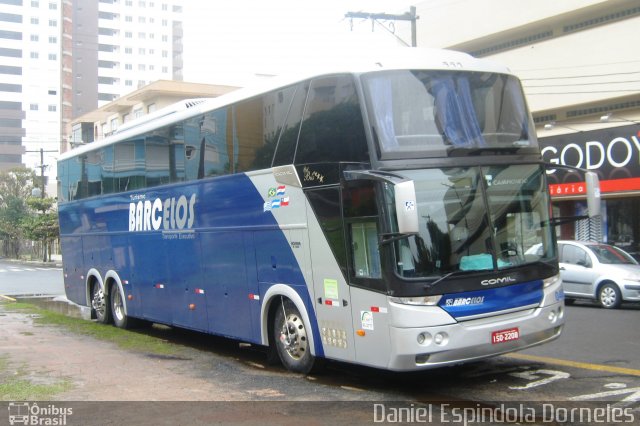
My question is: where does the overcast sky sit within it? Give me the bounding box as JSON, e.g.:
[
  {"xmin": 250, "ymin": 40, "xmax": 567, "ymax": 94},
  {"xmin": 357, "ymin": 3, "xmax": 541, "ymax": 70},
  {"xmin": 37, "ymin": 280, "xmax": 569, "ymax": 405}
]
[{"xmin": 182, "ymin": 1, "xmax": 418, "ymax": 86}]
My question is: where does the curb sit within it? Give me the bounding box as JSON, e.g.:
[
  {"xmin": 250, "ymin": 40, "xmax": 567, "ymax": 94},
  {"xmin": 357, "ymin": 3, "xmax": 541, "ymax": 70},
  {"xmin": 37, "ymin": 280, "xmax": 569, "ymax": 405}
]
[{"xmin": 14, "ymin": 295, "xmax": 91, "ymax": 320}]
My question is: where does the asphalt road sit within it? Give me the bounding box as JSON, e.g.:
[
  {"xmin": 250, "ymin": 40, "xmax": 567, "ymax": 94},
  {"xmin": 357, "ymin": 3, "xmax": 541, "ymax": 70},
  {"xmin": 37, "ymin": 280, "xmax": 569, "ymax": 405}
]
[
  {"xmin": 1, "ymin": 260, "xmax": 638, "ymax": 422},
  {"xmin": 0, "ymin": 258, "xmax": 64, "ymax": 296}
]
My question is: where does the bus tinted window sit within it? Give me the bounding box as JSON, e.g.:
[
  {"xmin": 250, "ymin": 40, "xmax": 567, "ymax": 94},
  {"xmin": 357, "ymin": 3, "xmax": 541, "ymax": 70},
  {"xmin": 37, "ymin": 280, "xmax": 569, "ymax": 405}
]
[
  {"xmin": 115, "ymin": 137, "xmax": 145, "ymax": 192},
  {"xmin": 273, "ymin": 83, "xmax": 308, "ymax": 167},
  {"xmin": 295, "ymin": 75, "xmax": 368, "ymax": 165}
]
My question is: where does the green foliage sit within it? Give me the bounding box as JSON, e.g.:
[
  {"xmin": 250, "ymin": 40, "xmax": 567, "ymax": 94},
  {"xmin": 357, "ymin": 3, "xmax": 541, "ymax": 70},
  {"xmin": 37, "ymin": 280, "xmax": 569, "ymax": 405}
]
[{"xmin": 0, "ymin": 167, "xmax": 59, "ymax": 259}]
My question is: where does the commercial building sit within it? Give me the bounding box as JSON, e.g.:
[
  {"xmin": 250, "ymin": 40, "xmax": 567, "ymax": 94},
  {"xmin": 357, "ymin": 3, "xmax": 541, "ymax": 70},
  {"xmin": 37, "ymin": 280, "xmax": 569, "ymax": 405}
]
[{"xmin": 415, "ymin": 0, "xmax": 640, "ymax": 255}]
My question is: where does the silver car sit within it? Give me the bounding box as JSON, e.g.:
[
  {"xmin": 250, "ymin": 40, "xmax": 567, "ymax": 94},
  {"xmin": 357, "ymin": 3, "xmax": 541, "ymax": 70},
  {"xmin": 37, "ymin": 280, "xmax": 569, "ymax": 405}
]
[{"xmin": 557, "ymin": 240, "xmax": 640, "ymax": 308}]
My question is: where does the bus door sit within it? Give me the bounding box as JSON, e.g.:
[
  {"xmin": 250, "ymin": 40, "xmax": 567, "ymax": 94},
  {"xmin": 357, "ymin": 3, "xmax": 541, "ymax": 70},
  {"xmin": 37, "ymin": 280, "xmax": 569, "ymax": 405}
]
[
  {"xmin": 343, "ymin": 181, "xmax": 392, "ymax": 369},
  {"xmin": 305, "ymin": 187, "xmax": 356, "ymax": 362}
]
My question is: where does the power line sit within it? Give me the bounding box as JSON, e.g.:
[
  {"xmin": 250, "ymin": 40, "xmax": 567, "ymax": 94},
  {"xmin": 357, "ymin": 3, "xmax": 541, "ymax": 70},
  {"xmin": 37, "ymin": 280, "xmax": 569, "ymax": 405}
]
[{"xmin": 520, "ymin": 71, "xmax": 640, "ymax": 81}]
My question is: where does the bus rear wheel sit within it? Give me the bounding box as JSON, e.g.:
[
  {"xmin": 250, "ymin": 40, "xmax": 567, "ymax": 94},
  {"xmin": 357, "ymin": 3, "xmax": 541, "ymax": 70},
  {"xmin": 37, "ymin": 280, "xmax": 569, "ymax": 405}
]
[
  {"xmin": 110, "ymin": 285, "xmax": 133, "ymax": 329},
  {"xmin": 273, "ymin": 299, "xmax": 316, "ymax": 374},
  {"xmin": 91, "ymin": 283, "xmax": 111, "ymax": 324}
]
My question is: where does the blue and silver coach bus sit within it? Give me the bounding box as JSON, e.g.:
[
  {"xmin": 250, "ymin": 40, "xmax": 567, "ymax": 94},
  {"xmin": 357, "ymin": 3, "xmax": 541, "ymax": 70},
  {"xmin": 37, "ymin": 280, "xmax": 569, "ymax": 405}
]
[{"xmin": 57, "ymin": 48, "xmax": 598, "ymax": 373}]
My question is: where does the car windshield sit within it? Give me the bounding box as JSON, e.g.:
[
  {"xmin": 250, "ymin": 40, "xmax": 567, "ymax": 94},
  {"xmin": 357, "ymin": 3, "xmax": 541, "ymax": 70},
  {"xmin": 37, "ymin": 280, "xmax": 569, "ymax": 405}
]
[
  {"xmin": 586, "ymin": 244, "xmax": 638, "ymax": 265},
  {"xmin": 387, "ymin": 164, "xmax": 556, "ymax": 279},
  {"xmin": 362, "ymin": 70, "xmax": 537, "ymax": 159}
]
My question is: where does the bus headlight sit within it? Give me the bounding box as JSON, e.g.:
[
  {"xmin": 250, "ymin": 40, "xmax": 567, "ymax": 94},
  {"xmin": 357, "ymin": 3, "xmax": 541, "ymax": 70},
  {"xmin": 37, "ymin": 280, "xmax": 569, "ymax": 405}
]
[{"xmin": 389, "ymin": 295, "xmax": 442, "ymax": 306}]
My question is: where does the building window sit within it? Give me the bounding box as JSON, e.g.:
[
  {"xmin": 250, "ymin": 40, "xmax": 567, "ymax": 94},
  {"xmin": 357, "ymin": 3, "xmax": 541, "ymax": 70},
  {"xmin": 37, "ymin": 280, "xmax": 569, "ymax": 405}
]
[
  {"xmin": 31, "ymin": 17, "xmax": 39, "ymax": 25},
  {"xmin": 125, "ymin": 80, "xmax": 132, "ymax": 86},
  {"xmin": 110, "ymin": 118, "xmax": 118, "ymax": 131},
  {"xmin": 49, "ymin": 19, "xmax": 57, "ymax": 27},
  {"xmin": 30, "ymin": 52, "xmax": 39, "ymax": 59},
  {"xmin": 48, "ymin": 89, "xmax": 56, "ymax": 95},
  {"xmin": 138, "ymin": 16, "xmax": 145, "ymax": 23},
  {"xmin": 138, "ymin": 48, "xmax": 145, "ymax": 55},
  {"xmin": 30, "ymin": 104, "xmax": 38, "ymax": 111},
  {"xmin": 125, "ymin": 63, "xmax": 132, "ymax": 70},
  {"xmin": 49, "ymin": 2, "xmax": 56, "ymax": 10},
  {"xmin": 125, "ymin": 31, "xmax": 132, "ymax": 38},
  {"xmin": 48, "ymin": 105, "xmax": 56, "ymax": 112},
  {"xmin": 30, "ymin": 34, "xmax": 39, "ymax": 41},
  {"xmin": 48, "ymin": 53, "xmax": 56, "ymax": 60},
  {"xmin": 125, "ymin": 47, "xmax": 132, "ymax": 54},
  {"xmin": 138, "ymin": 64, "xmax": 145, "ymax": 71},
  {"xmin": 49, "ymin": 36, "xmax": 56, "ymax": 43},
  {"xmin": 125, "ymin": 16, "xmax": 132, "ymax": 22},
  {"xmin": 31, "ymin": 0, "xmax": 39, "ymax": 6}
]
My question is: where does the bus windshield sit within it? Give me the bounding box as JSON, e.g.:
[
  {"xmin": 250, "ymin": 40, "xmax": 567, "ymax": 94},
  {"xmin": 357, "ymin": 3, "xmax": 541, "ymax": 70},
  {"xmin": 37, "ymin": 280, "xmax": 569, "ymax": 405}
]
[
  {"xmin": 362, "ymin": 70, "xmax": 536, "ymax": 158},
  {"xmin": 389, "ymin": 164, "xmax": 555, "ymax": 279}
]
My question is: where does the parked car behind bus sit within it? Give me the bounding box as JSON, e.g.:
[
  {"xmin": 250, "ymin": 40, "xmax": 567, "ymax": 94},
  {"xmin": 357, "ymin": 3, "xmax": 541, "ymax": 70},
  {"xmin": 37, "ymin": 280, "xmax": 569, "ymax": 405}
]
[{"xmin": 555, "ymin": 241, "xmax": 640, "ymax": 308}]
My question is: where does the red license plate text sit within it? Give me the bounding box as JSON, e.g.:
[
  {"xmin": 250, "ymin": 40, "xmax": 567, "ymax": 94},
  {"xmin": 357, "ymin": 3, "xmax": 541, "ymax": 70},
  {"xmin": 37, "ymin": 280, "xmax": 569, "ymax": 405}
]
[{"xmin": 491, "ymin": 327, "xmax": 520, "ymax": 344}]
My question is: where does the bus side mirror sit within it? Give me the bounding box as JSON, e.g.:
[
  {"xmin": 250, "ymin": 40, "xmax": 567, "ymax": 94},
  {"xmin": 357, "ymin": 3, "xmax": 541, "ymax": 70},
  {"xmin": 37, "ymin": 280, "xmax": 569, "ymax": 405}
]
[
  {"xmin": 585, "ymin": 172, "xmax": 601, "ymax": 218},
  {"xmin": 394, "ymin": 180, "xmax": 419, "ymax": 234}
]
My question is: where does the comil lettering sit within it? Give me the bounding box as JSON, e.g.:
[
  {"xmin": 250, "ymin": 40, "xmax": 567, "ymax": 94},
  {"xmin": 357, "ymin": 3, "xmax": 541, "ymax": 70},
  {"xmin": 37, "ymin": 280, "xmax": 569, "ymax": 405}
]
[{"xmin": 129, "ymin": 194, "xmax": 196, "ymax": 232}]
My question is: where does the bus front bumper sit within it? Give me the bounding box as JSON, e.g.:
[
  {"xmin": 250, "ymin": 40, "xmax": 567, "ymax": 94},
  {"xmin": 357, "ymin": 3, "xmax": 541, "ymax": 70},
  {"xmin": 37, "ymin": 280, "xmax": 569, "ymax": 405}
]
[{"xmin": 386, "ymin": 302, "xmax": 564, "ymax": 371}]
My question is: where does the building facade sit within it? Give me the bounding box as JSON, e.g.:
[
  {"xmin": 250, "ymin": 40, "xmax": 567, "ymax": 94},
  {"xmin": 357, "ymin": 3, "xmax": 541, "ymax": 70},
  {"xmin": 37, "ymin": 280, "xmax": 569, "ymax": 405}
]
[
  {"xmin": 415, "ymin": 0, "xmax": 640, "ymax": 256},
  {"xmin": 0, "ymin": 0, "xmax": 184, "ymax": 192},
  {"xmin": 0, "ymin": 0, "xmax": 62, "ymax": 174}
]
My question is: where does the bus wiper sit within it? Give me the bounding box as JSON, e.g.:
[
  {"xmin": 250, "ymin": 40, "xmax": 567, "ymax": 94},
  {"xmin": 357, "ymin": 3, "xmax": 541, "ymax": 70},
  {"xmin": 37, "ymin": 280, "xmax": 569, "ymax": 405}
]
[
  {"xmin": 379, "ymin": 232, "xmax": 417, "ymax": 246},
  {"xmin": 424, "ymin": 269, "xmax": 472, "ymax": 289}
]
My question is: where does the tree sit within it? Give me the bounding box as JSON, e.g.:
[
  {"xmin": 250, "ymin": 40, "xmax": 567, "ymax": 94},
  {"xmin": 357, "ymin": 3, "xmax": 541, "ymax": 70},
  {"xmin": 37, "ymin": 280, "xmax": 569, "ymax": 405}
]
[
  {"xmin": 23, "ymin": 197, "xmax": 59, "ymax": 262},
  {"xmin": 0, "ymin": 168, "xmax": 36, "ymax": 258}
]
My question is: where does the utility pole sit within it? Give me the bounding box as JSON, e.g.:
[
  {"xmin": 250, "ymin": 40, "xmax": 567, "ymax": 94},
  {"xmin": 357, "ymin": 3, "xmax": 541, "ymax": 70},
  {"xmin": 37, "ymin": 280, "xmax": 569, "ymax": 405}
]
[
  {"xmin": 345, "ymin": 6, "xmax": 419, "ymax": 47},
  {"xmin": 25, "ymin": 148, "xmax": 57, "ymax": 198}
]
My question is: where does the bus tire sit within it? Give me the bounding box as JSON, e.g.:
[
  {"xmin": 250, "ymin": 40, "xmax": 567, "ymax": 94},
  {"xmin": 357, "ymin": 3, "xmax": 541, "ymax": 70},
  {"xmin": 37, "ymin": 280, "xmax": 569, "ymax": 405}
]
[
  {"xmin": 110, "ymin": 284, "xmax": 135, "ymax": 329},
  {"xmin": 91, "ymin": 282, "xmax": 111, "ymax": 324},
  {"xmin": 273, "ymin": 298, "xmax": 316, "ymax": 374}
]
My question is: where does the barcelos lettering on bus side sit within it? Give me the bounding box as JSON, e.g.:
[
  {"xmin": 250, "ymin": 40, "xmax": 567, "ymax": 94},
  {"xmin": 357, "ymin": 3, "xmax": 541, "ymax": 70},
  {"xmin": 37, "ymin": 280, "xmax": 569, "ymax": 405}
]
[
  {"xmin": 128, "ymin": 193, "xmax": 196, "ymax": 232},
  {"xmin": 263, "ymin": 185, "xmax": 290, "ymax": 212}
]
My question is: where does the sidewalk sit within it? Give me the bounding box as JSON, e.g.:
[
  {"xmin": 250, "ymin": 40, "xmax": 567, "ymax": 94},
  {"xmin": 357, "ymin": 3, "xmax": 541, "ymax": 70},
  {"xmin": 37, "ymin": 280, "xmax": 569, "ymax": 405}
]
[{"xmin": 0, "ymin": 255, "xmax": 63, "ymax": 268}]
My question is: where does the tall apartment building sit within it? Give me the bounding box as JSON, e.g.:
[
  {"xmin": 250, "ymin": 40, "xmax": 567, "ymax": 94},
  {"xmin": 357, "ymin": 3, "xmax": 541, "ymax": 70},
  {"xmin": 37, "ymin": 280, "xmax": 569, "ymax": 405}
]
[
  {"xmin": 0, "ymin": 0, "xmax": 183, "ymax": 193},
  {"xmin": 414, "ymin": 0, "xmax": 640, "ymax": 251},
  {"xmin": 0, "ymin": 0, "xmax": 62, "ymax": 174},
  {"xmin": 71, "ymin": 0, "xmax": 183, "ymax": 121}
]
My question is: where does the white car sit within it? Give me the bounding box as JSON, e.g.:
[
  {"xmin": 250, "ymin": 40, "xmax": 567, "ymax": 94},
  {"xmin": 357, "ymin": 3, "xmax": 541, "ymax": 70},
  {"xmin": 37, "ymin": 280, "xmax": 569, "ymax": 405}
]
[{"xmin": 556, "ymin": 240, "xmax": 640, "ymax": 308}]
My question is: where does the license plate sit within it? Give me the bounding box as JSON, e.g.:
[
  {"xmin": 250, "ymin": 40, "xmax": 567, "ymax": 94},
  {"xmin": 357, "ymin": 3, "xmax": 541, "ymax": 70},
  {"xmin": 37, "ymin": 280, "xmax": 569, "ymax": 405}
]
[{"xmin": 491, "ymin": 327, "xmax": 520, "ymax": 344}]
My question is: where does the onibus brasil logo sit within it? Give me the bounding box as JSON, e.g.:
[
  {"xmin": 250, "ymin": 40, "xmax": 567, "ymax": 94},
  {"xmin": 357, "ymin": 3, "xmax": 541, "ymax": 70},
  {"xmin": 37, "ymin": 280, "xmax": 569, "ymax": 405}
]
[{"xmin": 8, "ymin": 402, "xmax": 73, "ymax": 425}]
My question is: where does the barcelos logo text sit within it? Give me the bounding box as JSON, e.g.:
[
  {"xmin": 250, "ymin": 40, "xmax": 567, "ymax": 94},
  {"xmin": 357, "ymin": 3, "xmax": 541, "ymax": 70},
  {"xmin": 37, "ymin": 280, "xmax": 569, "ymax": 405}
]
[{"xmin": 129, "ymin": 193, "xmax": 196, "ymax": 232}]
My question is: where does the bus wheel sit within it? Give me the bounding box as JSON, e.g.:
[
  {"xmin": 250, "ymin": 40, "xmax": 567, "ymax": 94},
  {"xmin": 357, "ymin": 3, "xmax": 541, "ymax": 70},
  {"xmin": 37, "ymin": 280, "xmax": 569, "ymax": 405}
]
[
  {"xmin": 273, "ymin": 299, "xmax": 316, "ymax": 374},
  {"xmin": 91, "ymin": 283, "xmax": 111, "ymax": 324},
  {"xmin": 110, "ymin": 285, "xmax": 132, "ymax": 329}
]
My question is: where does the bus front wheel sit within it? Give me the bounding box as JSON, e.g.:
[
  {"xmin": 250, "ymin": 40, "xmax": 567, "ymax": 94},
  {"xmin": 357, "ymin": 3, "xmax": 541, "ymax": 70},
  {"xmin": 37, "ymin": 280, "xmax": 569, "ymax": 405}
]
[{"xmin": 273, "ymin": 298, "xmax": 316, "ymax": 374}]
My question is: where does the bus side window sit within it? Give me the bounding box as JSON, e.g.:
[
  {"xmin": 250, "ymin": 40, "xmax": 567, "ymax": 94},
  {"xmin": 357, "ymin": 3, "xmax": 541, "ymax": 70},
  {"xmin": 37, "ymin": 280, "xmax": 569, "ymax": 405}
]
[
  {"xmin": 234, "ymin": 97, "xmax": 264, "ymax": 172},
  {"xmin": 295, "ymin": 75, "xmax": 368, "ymax": 165},
  {"xmin": 272, "ymin": 83, "xmax": 308, "ymax": 167}
]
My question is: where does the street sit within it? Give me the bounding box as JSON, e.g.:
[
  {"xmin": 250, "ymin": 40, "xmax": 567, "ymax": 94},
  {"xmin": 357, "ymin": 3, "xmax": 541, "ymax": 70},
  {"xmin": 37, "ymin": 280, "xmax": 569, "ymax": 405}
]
[
  {"xmin": 0, "ymin": 258, "xmax": 64, "ymax": 296},
  {"xmin": 0, "ymin": 264, "xmax": 639, "ymax": 423}
]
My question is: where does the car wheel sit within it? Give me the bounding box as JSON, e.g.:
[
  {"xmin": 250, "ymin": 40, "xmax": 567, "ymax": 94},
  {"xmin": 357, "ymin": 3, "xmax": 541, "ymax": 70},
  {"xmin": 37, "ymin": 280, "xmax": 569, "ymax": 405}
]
[{"xmin": 598, "ymin": 283, "xmax": 622, "ymax": 309}]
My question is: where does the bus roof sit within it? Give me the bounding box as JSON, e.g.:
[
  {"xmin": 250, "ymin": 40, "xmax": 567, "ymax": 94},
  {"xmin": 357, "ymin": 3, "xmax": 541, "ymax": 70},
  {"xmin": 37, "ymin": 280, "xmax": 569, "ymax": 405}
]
[{"xmin": 59, "ymin": 47, "xmax": 512, "ymax": 162}]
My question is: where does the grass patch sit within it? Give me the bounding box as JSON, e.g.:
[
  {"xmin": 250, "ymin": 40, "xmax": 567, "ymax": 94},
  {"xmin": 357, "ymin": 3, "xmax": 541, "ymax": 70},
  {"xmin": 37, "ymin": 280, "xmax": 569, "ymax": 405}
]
[
  {"xmin": 1, "ymin": 301, "xmax": 178, "ymax": 356},
  {"xmin": 0, "ymin": 355, "xmax": 72, "ymax": 401}
]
